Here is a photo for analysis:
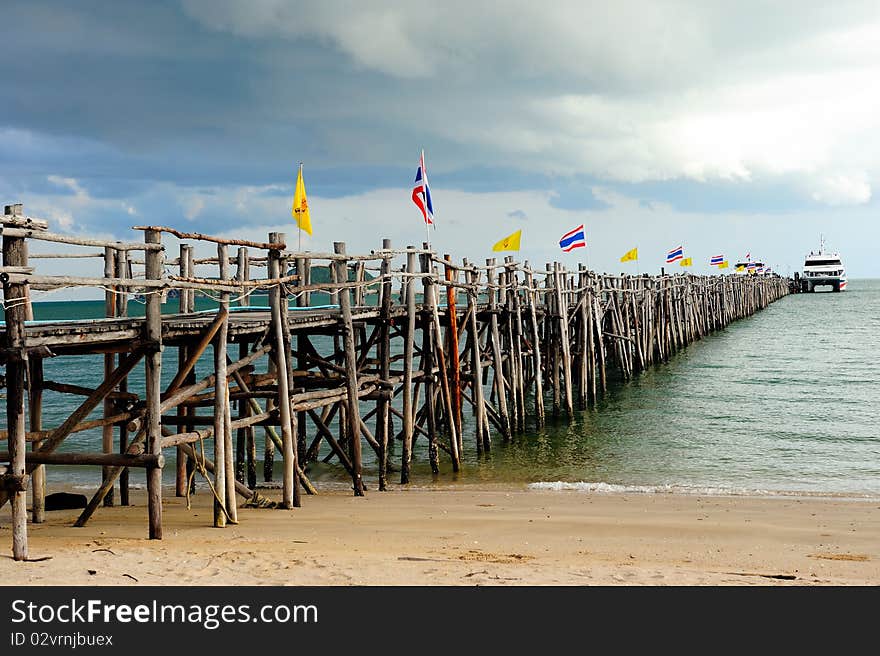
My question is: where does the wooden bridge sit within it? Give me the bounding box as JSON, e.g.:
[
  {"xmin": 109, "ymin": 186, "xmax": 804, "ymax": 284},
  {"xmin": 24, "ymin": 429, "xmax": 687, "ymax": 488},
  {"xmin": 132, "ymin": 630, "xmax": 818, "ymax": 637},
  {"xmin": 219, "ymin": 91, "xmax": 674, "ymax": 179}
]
[{"xmin": 0, "ymin": 203, "xmax": 790, "ymax": 560}]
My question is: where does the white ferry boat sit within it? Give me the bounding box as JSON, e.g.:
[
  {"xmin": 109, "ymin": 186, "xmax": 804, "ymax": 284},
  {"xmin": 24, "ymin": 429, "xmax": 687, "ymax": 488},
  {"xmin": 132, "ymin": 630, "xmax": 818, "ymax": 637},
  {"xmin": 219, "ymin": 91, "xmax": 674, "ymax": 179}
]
[{"xmin": 801, "ymin": 237, "xmax": 846, "ymax": 292}]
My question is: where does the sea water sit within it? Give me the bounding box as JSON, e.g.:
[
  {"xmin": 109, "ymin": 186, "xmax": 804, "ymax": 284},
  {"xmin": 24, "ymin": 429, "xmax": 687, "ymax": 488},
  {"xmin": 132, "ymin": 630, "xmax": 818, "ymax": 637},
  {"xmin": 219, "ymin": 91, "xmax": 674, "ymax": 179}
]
[{"xmin": 2, "ymin": 281, "xmax": 878, "ymax": 497}]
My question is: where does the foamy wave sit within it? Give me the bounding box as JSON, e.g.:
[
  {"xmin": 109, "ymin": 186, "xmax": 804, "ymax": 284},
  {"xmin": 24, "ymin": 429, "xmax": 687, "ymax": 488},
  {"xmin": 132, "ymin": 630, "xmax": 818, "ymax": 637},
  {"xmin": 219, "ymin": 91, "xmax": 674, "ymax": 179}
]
[
  {"xmin": 72, "ymin": 483, "xmax": 145, "ymax": 491},
  {"xmin": 527, "ymin": 481, "xmax": 878, "ymax": 499}
]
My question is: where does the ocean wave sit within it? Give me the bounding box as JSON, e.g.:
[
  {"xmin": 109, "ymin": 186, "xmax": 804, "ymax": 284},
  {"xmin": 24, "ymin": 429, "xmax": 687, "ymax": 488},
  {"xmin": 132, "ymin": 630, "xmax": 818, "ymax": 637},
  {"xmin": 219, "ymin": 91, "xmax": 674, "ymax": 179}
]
[{"xmin": 527, "ymin": 481, "xmax": 879, "ymax": 500}]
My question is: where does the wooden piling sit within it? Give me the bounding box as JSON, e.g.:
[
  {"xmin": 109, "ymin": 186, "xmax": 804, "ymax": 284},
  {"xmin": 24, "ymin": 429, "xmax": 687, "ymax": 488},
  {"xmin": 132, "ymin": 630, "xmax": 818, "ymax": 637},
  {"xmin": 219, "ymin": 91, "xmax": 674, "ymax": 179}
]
[
  {"xmin": 334, "ymin": 242, "xmax": 365, "ymax": 495},
  {"xmin": 144, "ymin": 228, "xmax": 164, "ymax": 539},
  {"xmin": 400, "ymin": 249, "xmax": 417, "ymax": 484},
  {"xmin": 115, "ymin": 248, "xmax": 132, "ymax": 505},
  {"xmin": 444, "ymin": 254, "xmax": 463, "ymax": 446},
  {"xmin": 102, "ymin": 246, "xmax": 117, "ymax": 506},
  {"xmin": 377, "ymin": 239, "xmax": 393, "ymax": 490},
  {"xmin": 419, "ymin": 249, "xmax": 440, "ymax": 474},
  {"xmin": 485, "ymin": 259, "xmax": 511, "ymax": 441},
  {"xmin": 175, "ymin": 243, "xmax": 191, "ymax": 497},
  {"xmin": 28, "ymin": 357, "xmax": 44, "ymax": 523},
  {"xmin": 218, "ymin": 244, "xmax": 238, "ymax": 522},
  {"xmin": 269, "ymin": 234, "xmax": 299, "ymax": 507},
  {"xmin": 465, "ymin": 263, "xmax": 489, "ymax": 452}
]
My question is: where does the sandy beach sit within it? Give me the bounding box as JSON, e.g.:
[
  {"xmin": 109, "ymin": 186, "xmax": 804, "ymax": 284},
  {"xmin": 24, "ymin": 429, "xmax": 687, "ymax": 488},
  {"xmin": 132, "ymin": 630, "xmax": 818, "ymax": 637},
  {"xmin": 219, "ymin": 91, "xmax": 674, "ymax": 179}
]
[{"xmin": 2, "ymin": 484, "xmax": 878, "ymax": 586}]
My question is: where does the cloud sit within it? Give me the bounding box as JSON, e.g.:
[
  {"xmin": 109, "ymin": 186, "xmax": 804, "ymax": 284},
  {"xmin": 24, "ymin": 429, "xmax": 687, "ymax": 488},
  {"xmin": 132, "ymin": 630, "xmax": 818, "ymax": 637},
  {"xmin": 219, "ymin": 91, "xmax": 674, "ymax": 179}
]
[
  {"xmin": 5, "ymin": 0, "xmax": 880, "ymax": 281},
  {"xmin": 809, "ymin": 173, "xmax": 872, "ymax": 206}
]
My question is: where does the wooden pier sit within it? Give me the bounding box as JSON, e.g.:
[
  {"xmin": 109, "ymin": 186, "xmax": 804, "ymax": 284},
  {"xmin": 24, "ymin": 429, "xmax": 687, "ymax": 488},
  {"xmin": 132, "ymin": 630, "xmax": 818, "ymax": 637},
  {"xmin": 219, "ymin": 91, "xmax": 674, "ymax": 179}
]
[{"xmin": 0, "ymin": 203, "xmax": 790, "ymax": 559}]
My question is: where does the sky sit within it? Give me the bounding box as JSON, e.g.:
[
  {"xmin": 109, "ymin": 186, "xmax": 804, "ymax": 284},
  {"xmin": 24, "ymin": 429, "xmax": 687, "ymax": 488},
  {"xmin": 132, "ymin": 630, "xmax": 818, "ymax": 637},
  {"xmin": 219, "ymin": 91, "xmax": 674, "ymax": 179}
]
[{"xmin": 4, "ymin": 0, "xmax": 880, "ymax": 300}]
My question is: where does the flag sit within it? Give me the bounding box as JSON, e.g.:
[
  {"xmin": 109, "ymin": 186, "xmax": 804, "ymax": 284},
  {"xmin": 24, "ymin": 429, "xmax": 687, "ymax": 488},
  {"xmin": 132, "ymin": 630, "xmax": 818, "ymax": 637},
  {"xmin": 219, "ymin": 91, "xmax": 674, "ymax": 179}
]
[
  {"xmin": 292, "ymin": 165, "xmax": 312, "ymax": 235},
  {"xmin": 411, "ymin": 150, "xmax": 434, "ymax": 226},
  {"xmin": 710, "ymin": 255, "xmax": 724, "ymax": 266},
  {"xmin": 492, "ymin": 229, "xmax": 521, "ymax": 252},
  {"xmin": 745, "ymin": 252, "xmax": 751, "ymax": 259},
  {"xmin": 558, "ymin": 224, "xmax": 586, "ymax": 252},
  {"xmin": 680, "ymin": 257, "xmax": 693, "ymax": 267},
  {"xmin": 620, "ymin": 247, "xmax": 638, "ymax": 262},
  {"xmin": 735, "ymin": 264, "xmax": 745, "ymax": 272},
  {"xmin": 718, "ymin": 261, "xmax": 729, "ymax": 269},
  {"xmin": 666, "ymin": 245, "xmax": 684, "ymax": 264}
]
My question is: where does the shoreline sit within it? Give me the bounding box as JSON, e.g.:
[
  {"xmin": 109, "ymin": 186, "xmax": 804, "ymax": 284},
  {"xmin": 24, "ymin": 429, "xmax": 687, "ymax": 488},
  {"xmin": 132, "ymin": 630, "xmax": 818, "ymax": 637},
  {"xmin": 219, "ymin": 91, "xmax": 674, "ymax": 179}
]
[{"xmin": 2, "ymin": 483, "xmax": 878, "ymax": 586}]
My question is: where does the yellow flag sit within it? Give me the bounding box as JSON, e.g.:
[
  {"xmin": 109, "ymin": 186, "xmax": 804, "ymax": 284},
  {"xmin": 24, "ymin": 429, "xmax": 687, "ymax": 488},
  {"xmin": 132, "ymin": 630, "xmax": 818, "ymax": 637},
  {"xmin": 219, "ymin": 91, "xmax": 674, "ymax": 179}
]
[
  {"xmin": 292, "ymin": 165, "xmax": 312, "ymax": 236},
  {"xmin": 680, "ymin": 257, "xmax": 693, "ymax": 267},
  {"xmin": 492, "ymin": 229, "xmax": 522, "ymax": 252},
  {"xmin": 620, "ymin": 247, "xmax": 638, "ymax": 262},
  {"xmin": 735, "ymin": 264, "xmax": 745, "ymax": 272},
  {"xmin": 718, "ymin": 260, "xmax": 729, "ymax": 269}
]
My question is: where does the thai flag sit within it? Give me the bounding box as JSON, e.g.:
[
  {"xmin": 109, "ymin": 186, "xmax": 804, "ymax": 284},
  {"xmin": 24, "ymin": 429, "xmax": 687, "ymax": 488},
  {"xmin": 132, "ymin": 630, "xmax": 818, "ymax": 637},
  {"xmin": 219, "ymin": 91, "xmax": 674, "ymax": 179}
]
[
  {"xmin": 710, "ymin": 255, "xmax": 724, "ymax": 266},
  {"xmin": 756, "ymin": 266, "xmax": 765, "ymax": 274},
  {"xmin": 666, "ymin": 246, "xmax": 684, "ymax": 263},
  {"xmin": 559, "ymin": 224, "xmax": 586, "ymax": 252},
  {"xmin": 746, "ymin": 262, "xmax": 757, "ymax": 270},
  {"xmin": 411, "ymin": 150, "xmax": 434, "ymax": 226}
]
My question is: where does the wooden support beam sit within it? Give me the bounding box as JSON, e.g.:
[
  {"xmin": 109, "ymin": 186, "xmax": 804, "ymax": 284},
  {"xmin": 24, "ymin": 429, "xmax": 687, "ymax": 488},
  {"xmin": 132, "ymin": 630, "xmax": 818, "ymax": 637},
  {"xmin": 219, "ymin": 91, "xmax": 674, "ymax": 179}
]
[
  {"xmin": 2, "ymin": 207, "xmax": 29, "ymax": 560},
  {"xmin": 0, "ymin": 349, "xmax": 144, "ymax": 510},
  {"xmin": 376, "ymin": 238, "xmax": 393, "ymax": 490},
  {"xmin": 0, "ymin": 451, "xmax": 163, "ymax": 468},
  {"xmin": 485, "ymin": 258, "xmax": 511, "ymax": 441},
  {"xmin": 400, "ymin": 249, "xmax": 417, "ymax": 484},
  {"xmin": 28, "ymin": 358, "xmax": 45, "ymax": 523},
  {"xmin": 334, "ymin": 241, "xmax": 365, "ymax": 495},
  {"xmin": 102, "ymin": 246, "xmax": 117, "ymax": 507},
  {"xmin": 144, "ymin": 228, "xmax": 164, "ymax": 539}
]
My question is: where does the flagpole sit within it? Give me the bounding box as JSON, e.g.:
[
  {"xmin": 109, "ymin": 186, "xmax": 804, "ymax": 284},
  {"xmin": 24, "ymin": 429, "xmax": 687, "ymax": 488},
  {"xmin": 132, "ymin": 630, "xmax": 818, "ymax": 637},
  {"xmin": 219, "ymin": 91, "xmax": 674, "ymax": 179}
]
[
  {"xmin": 422, "ymin": 149, "xmax": 431, "ymax": 250},
  {"xmin": 297, "ymin": 163, "xmax": 303, "ymax": 253}
]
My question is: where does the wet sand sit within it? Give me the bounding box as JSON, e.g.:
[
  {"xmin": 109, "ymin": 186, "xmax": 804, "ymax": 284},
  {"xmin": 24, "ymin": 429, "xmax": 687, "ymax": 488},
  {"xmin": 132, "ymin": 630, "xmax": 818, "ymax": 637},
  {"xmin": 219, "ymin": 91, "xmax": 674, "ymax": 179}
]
[{"xmin": 2, "ymin": 485, "xmax": 878, "ymax": 585}]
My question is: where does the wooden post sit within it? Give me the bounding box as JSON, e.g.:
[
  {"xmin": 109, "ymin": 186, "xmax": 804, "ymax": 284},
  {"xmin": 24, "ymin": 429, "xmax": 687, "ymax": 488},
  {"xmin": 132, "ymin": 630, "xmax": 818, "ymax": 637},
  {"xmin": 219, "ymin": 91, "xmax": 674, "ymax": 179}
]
[
  {"xmin": 499, "ymin": 267, "xmax": 519, "ymax": 432},
  {"xmin": 444, "ymin": 254, "xmax": 463, "ymax": 447},
  {"xmin": 175, "ymin": 243, "xmax": 190, "ymax": 497},
  {"xmin": 377, "ymin": 239, "xmax": 393, "ymax": 491},
  {"xmin": 554, "ymin": 262, "xmax": 574, "ymax": 415},
  {"xmin": 419, "ymin": 248, "xmax": 440, "ymax": 474},
  {"xmin": 235, "ymin": 247, "xmax": 256, "ymax": 488},
  {"xmin": 102, "ymin": 246, "xmax": 117, "ymax": 506},
  {"xmin": 505, "ymin": 257, "xmax": 526, "ymax": 432},
  {"xmin": 294, "ymin": 254, "xmax": 307, "ymax": 464},
  {"xmin": 264, "ymin": 355, "xmax": 276, "ymax": 483},
  {"xmin": 400, "ymin": 249, "xmax": 417, "ymax": 484},
  {"xmin": 524, "ymin": 264, "xmax": 545, "ymax": 425},
  {"xmin": 279, "ymin": 245, "xmax": 301, "ymax": 508},
  {"xmin": 353, "ymin": 261, "xmax": 365, "ymax": 306},
  {"xmin": 218, "ymin": 244, "xmax": 238, "ymax": 522},
  {"xmin": 465, "ymin": 263, "xmax": 489, "ymax": 452},
  {"xmin": 334, "ymin": 242, "xmax": 365, "ymax": 495},
  {"xmin": 427, "ymin": 259, "xmax": 460, "ymax": 471},
  {"xmin": 28, "ymin": 357, "xmax": 44, "ymax": 524},
  {"xmin": 593, "ymin": 283, "xmax": 607, "ymax": 393},
  {"xmin": 116, "ymin": 248, "xmax": 131, "ymax": 505},
  {"xmin": 269, "ymin": 233, "xmax": 299, "ymax": 507},
  {"xmin": 211, "ymin": 253, "xmax": 229, "ymax": 527},
  {"xmin": 144, "ymin": 228, "xmax": 164, "ymax": 539},
  {"xmin": 485, "ymin": 259, "xmax": 511, "ymax": 441}
]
